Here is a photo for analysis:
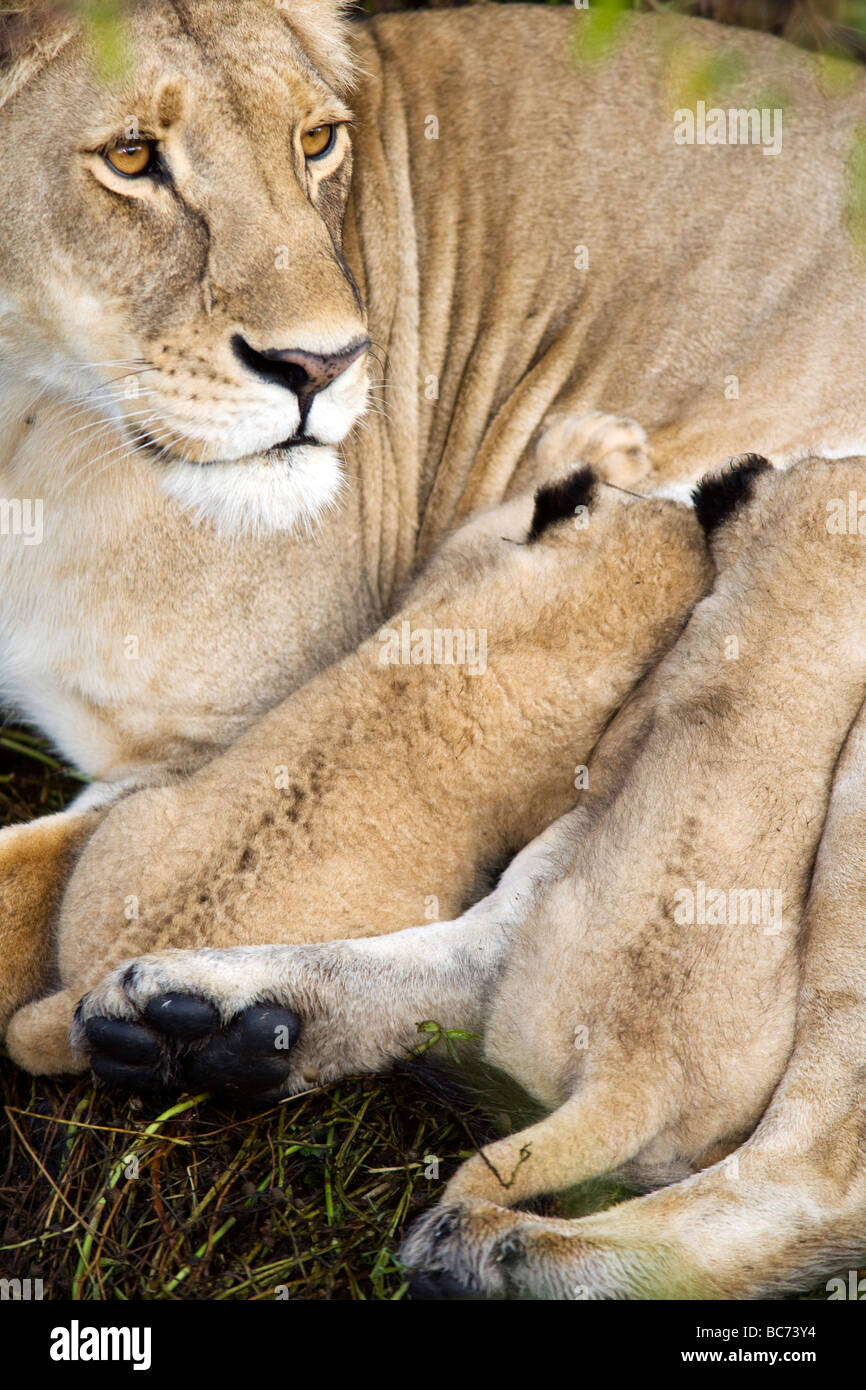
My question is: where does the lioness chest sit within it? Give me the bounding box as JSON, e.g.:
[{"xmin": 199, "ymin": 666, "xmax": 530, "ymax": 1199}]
[{"xmin": 0, "ymin": 411, "xmax": 377, "ymax": 782}]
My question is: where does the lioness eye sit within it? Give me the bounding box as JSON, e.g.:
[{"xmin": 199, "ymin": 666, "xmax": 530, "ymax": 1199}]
[
  {"xmin": 301, "ymin": 124, "xmax": 335, "ymax": 160},
  {"xmin": 104, "ymin": 140, "xmax": 155, "ymax": 177}
]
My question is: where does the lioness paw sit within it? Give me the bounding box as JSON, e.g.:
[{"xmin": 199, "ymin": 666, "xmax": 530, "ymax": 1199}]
[
  {"xmin": 535, "ymin": 410, "xmax": 652, "ymax": 488},
  {"xmin": 402, "ymin": 1200, "xmax": 521, "ymax": 1300},
  {"xmin": 71, "ymin": 941, "xmax": 406, "ymax": 1101},
  {"xmin": 73, "ymin": 952, "xmax": 302, "ymax": 1101}
]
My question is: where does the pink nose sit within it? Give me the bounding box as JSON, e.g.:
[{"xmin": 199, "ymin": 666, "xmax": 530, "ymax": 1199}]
[{"xmin": 232, "ymin": 334, "xmax": 370, "ymax": 409}]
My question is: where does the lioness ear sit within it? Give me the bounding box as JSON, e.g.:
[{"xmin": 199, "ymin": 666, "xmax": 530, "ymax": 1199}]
[
  {"xmin": 692, "ymin": 454, "xmax": 772, "ymax": 537},
  {"xmin": 0, "ymin": 4, "xmax": 75, "ymax": 111},
  {"xmin": 272, "ymin": 0, "xmax": 357, "ymax": 93}
]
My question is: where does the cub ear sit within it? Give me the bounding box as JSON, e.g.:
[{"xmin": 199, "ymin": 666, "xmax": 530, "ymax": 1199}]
[
  {"xmin": 0, "ymin": 5, "xmax": 74, "ymax": 112},
  {"xmin": 692, "ymin": 454, "xmax": 772, "ymax": 537},
  {"xmin": 528, "ymin": 466, "xmax": 597, "ymax": 543}
]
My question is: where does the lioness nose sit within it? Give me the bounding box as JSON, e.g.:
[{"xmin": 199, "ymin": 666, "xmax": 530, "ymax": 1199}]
[{"xmin": 232, "ymin": 334, "xmax": 370, "ymax": 407}]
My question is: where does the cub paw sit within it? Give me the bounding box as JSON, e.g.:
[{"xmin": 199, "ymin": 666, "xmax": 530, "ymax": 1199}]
[
  {"xmin": 536, "ymin": 410, "xmax": 652, "ymax": 489},
  {"xmin": 400, "ymin": 1199, "xmax": 522, "ymax": 1300}
]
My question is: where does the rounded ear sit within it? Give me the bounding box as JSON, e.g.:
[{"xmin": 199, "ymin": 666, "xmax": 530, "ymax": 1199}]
[
  {"xmin": 270, "ymin": 0, "xmax": 357, "ymax": 94},
  {"xmin": 528, "ymin": 466, "xmax": 597, "ymax": 543},
  {"xmin": 0, "ymin": 5, "xmax": 75, "ymax": 111},
  {"xmin": 691, "ymin": 454, "xmax": 772, "ymax": 538}
]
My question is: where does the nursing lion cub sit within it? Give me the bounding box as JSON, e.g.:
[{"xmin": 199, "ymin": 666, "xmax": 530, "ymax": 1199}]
[{"xmin": 74, "ymin": 456, "xmax": 866, "ymax": 1298}]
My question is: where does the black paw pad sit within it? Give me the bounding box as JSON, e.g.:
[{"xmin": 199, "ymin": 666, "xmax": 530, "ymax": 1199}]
[
  {"xmin": 143, "ymin": 992, "xmax": 221, "ymax": 1040},
  {"xmin": 185, "ymin": 1004, "xmax": 300, "ymax": 1099},
  {"xmin": 528, "ymin": 466, "xmax": 596, "ymax": 542},
  {"xmin": 84, "ymin": 1016, "xmax": 162, "ymax": 1064},
  {"xmin": 89, "ymin": 1054, "xmax": 166, "ymax": 1092},
  {"xmin": 229, "ymin": 1004, "xmax": 300, "ymax": 1052},
  {"xmin": 692, "ymin": 454, "xmax": 771, "ymax": 537}
]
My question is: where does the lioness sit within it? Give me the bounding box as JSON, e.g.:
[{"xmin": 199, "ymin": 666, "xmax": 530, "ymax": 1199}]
[
  {"xmin": 3, "ymin": 1, "xmax": 866, "ymax": 809},
  {"xmin": 4, "ymin": 0, "xmax": 866, "ymax": 1031},
  {"xmin": 74, "ymin": 456, "xmax": 866, "ymax": 1298}
]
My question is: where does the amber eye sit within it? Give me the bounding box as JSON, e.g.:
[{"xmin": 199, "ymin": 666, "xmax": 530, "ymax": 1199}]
[
  {"xmin": 104, "ymin": 140, "xmax": 155, "ymax": 177},
  {"xmin": 301, "ymin": 124, "xmax": 335, "ymax": 160}
]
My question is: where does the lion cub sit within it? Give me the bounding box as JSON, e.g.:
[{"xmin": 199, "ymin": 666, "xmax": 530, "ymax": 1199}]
[
  {"xmin": 8, "ymin": 454, "xmax": 709, "ymax": 1077},
  {"xmin": 401, "ymin": 454, "xmax": 866, "ymax": 1295}
]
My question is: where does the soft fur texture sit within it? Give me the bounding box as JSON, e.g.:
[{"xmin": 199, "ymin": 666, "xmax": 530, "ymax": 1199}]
[
  {"xmin": 74, "ymin": 457, "xmax": 866, "ymax": 1299},
  {"xmin": 4, "ymin": 4, "xmax": 866, "ymax": 793},
  {"xmin": 5, "ymin": 0, "xmax": 866, "ymax": 1300},
  {"xmin": 6, "ymin": 424, "xmax": 712, "ymax": 1071}
]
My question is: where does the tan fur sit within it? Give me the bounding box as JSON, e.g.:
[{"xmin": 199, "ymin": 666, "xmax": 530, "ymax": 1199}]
[
  {"xmin": 4, "ymin": 5, "xmax": 866, "ymax": 786},
  {"xmin": 402, "ymin": 457, "xmax": 866, "ymax": 1295},
  {"xmin": 6, "ymin": 435, "xmax": 711, "ymax": 1072},
  {"xmin": 70, "ymin": 457, "xmax": 866, "ymax": 1298},
  {"xmin": 0, "ymin": 806, "xmax": 103, "ymax": 1032},
  {"xmin": 4, "ymin": 3, "xmax": 866, "ymax": 946},
  {"xmin": 6, "ymin": 0, "xmax": 866, "ymax": 1300},
  {"xmin": 402, "ymin": 676, "xmax": 866, "ymax": 1300}
]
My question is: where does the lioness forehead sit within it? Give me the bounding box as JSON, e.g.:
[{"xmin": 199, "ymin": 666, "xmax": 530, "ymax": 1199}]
[{"xmin": 1, "ymin": 0, "xmax": 355, "ymax": 113}]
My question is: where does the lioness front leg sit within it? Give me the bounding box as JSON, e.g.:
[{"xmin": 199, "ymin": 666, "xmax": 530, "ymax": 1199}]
[
  {"xmin": 0, "ymin": 807, "xmax": 102, "ymax": 1035},
  {"xmin": 72, "ymin": 828, "xmax": 566, "ymax": 1098},
  {"xmin": 0, "ymin": 775, "xmax": 140, "ymax": 1043}
]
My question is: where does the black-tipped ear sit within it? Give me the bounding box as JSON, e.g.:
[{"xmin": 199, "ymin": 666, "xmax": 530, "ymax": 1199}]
[
  {"xmin": 692, "ymin": 455, "xmax": 772, "ymax": 537},
  {"xmin": 528, "ymin": 467, "xmax": 596, "ymax": 543}
]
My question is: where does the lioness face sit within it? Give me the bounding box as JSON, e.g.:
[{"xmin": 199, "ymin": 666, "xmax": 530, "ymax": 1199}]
[{"xmin": 0, "ymin": 0, "xmax": 369, "ymax": 532}]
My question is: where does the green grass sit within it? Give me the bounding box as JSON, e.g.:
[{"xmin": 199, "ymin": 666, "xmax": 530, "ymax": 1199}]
[{"xmin": 0, "ymin": 1060, "xmax": 490, "ymax": 1301}]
